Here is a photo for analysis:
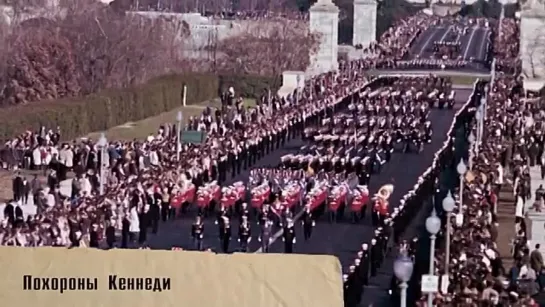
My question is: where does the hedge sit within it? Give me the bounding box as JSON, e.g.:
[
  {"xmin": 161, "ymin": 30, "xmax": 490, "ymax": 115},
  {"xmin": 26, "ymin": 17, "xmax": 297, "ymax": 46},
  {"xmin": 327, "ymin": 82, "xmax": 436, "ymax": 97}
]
[{"xmin": 0, "ymin": 73, "xmax": 278, "ymax": 141}]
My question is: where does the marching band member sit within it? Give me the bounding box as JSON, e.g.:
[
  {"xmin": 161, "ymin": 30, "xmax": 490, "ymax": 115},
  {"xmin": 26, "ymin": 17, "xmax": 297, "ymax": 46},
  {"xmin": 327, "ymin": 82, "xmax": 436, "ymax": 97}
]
[
  {"xmin": 282, "ymin": 218, "xmax": 296, "ymax": 253},
  {"xmin": 191, "ymin": 215, "xmax": 204, "ymax": 251},
  {"xmin": 301, "ymin": 204, "xmax": 315, "ymax": 241},
  {"xmin": 238, "ymin": 216, "xmax": 251, "ymax": 252},
  {"xmin": 372, "ymin": 184, "xmax": 393, "ymax": 228},
  {"xmin": 239, "ymin": 202, "xmax": 250, "ymax": 222},
  {"xmin": 219, "ymin": 216, "xmax": 231, "ymax": 253},
  {"xmin": 259, "ymin": 217, "xmax": 274, "ymax": 253},
  {"xmin": 216, "ymin": 203, "xmax": 228, "ymax": 228}
]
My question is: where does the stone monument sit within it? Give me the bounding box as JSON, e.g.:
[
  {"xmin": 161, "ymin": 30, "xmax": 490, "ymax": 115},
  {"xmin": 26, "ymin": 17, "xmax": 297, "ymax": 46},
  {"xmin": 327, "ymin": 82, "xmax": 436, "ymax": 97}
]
[
  {"xmin": 278, "ymin": 71, "xmax": 306, "ymax": 98},
  {"xmin": 520, "ymin": 0, "xmax": 545, "ymax": 83},
  {"xmin": 308, "ymin": 0, "xmax": 339, "ymax": 76},
  {"xmin": 353, "ymin": 0, "xmax": 377, "ymax": 48}
]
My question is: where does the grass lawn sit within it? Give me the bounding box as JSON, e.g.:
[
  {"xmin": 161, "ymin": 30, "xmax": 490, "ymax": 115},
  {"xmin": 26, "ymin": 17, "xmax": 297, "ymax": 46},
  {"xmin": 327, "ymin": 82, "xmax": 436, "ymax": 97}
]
[
  {"xmin": 85, "ymin": 98, "xmax": 256, "ymax": 141},
  {"xmin": 450, "ymin": 75, "xmax": 490, "ymax": 86}
]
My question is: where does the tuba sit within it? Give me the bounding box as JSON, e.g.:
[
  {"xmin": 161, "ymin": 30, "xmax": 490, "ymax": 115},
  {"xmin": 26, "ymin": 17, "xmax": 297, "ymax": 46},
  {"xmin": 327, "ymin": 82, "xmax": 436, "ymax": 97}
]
[{"xmin": 375, "ymin": 184, "xmax": 394, "ymax": 202}]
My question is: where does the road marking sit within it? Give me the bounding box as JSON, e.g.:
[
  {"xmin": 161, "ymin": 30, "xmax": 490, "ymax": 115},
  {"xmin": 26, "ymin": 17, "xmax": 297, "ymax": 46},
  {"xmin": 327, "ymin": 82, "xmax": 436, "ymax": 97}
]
[
  {"xmin": 438, "ymin": 26, "xmax": 452, "ymax": 43},
  {"xmin": 418, "ymin": 27, "xmax": 442, "ymax": 57},
  {"xmin": 477, "ymin": 29, "xmax": 489, "ymax": 61},
  {"xmin": 254, "ymin": 208, "xmax": 306, "ymax": 253},
  {"xmin": 462, "ymin": 27, "xmax": 477, "ymax": 60}
]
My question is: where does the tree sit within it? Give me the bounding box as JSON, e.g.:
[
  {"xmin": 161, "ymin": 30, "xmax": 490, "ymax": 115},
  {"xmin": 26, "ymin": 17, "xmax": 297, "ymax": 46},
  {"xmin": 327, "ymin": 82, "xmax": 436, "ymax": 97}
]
[
  {"xmin": 1, "ymin": 26, "xmax": 79, "ymax": 104},
  {"xmin": 0, "ymin": 0, "xmax": 186, "ymax": 105},
  {"xmin": 216, "ymin": 19, "xmax": 319, "ymax": 76}
]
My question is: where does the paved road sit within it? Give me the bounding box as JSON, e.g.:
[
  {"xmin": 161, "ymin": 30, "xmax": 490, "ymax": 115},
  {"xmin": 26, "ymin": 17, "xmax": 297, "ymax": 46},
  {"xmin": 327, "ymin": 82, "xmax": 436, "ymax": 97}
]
[{"xmin": 410, "ymin": 24, "xmax": 489, "ymax": 61}]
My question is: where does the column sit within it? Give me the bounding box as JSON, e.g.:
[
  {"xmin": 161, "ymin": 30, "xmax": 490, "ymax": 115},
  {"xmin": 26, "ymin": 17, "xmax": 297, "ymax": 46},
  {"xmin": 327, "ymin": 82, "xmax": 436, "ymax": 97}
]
[
  {"xmin": 309, "ymin": 0, "xmax": 339, "ymax": 76},
  {"xmin": 520, "ymin": 10, "xmax": 545, "ymax": 79},
  {"xmin": 353, "ymin": 0, "xmax": 377, "ymax": 48}
]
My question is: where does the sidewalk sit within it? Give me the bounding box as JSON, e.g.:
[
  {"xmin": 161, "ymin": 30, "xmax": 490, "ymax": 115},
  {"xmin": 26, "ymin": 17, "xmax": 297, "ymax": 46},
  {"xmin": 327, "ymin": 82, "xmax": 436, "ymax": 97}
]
[
  {"xmin": 497, "ymin": 166, "xmax": 544, "ymax": 270},
  {"xmin": 0, "ymin": 179, "xmax": 72, "ymax": 220},
  {"xmin": 526, "ymin": 166, "xmax": 545, "ymax": 211},
  {"xmin": 496, "ymin": 182, "xmax": 516, "ymax": 270}
]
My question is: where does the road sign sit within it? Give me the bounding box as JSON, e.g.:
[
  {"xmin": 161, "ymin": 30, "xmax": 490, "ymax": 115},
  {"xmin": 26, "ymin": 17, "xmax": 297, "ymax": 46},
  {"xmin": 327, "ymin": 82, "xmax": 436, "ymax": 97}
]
[
  {"xmin": 181, "ymin": 130, "xmax": 206, "ymax": 144},
  {"xmin": 421, "ymin": 274, "xmax": 439, "ymax": 293}
]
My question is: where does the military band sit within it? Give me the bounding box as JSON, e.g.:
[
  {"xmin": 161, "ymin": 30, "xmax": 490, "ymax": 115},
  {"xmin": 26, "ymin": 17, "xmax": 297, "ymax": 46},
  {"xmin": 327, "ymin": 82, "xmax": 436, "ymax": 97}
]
[{"xmin": 177, "ymin": 76, "xmax": 455, "ymax": 255}]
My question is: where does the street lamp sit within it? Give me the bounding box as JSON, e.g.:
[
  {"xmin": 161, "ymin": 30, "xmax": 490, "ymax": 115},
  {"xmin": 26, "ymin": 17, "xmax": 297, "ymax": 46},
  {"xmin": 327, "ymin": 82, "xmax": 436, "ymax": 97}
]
[
  {"xmin": 296, "ymin": 75, "xmax": 301, "ymax": 105},
  {"xmin": 476, "ymin": 103, "xmax": 484, "ymax": 149},
  {"xmin": 97, "ymin": 133, "xmax": 108, "ymax": 195},
  {"xmin": 394, "ymin": 253, "xmax": 414, "ymax": 307},
  {"xmin": 176, "ymin": 111, "xmax": 183, "ymax": 161},
  {"xmin": 425, "ymin": 209, "xmax": 441, "ymax": 306},
  {"xmin": 456, "ymin": 160, "xmax": 467, "ymax": 214},
  {"xmin": 468, "ymin": 132, "xmax": 475, "ymax": 170},
  {"xmin": 442, "ymin": 191, "xmax": 455, "ymax": 277},
  {"xmin": 468, "ymin": 132, "xmax": 475, "ymax": 144}
]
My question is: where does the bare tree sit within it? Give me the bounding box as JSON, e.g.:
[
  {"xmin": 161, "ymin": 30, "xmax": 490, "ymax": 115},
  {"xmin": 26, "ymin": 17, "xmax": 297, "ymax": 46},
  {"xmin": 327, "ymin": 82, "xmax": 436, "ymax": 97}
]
[{"xmin": 0, "ymin": 0, "xmax": 186, "ymax": 105}]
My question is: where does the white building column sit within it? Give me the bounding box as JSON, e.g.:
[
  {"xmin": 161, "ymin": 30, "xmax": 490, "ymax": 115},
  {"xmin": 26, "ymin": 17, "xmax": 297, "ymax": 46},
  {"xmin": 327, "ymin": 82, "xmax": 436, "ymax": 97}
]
[
  {"xmin": 309, "ymin": 0, "xmax": 339, "ymax": 76},
  {"xmin": 520, "ymin": 9, "xmax": 545, "ymax": 80},
  {"xmin": 353, "ymin": 0, "xmax": 377, "ymax": 48}
]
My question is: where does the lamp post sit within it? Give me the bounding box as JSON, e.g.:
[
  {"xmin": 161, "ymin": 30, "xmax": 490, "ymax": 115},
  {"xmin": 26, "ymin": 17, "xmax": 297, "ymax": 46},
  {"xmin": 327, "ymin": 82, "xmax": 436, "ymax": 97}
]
[
  {"xmin": 176, "ymin": 111, "xmax": 183, "ymax": 161},
  {"xmin": 98, "ymin": 133, "xmax": 107, "ymax": 196},
  {"xmin": 456, "ymin": 160, "xmax": 467, "ymax": 214},
  {"xmin": 425, "ymin": 209, "xmax": 441, "ymax": 306},
  {"xmin": 442, "ymin": 191, "xmax": 455, "ymax": 277},
  {"xmin": 468, "ymin": 132, "xmax": 475, "ymax": 170},
  {"xmin": 476, "ymin": 101, "xmax": 484, "ymax": 150},
  {"xmin": 296, "ymin": 75, "xmax": 301, "ymax": 105},
  {"xmin": 394, "ymin": 253, "xmax": 414, "ymax": 307}
]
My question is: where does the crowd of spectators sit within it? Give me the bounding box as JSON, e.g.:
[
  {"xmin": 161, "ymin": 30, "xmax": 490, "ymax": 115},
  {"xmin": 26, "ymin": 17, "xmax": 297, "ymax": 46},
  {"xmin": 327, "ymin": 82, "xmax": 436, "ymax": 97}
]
[
  {"xmin": 409, "ymin": 26, "xmax": 539, "ymax": 306},
  {"xmin": 413, "ymin": 74, "xmax": 536, "ymax": 306}
]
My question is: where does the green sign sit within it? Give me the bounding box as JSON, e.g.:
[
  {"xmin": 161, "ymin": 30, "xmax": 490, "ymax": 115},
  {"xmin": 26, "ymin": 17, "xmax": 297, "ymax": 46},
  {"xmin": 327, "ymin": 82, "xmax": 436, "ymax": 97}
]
[{"xmin": 181, "ymin": 130, "xmax": 206, "ymax": 144}]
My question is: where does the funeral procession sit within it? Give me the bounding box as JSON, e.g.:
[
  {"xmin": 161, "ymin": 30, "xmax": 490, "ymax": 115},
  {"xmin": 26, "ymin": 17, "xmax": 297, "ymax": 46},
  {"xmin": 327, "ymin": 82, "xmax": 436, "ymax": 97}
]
[{"xmin": 0, "ymin": 1, "xmax": 538, "ymax": 306}]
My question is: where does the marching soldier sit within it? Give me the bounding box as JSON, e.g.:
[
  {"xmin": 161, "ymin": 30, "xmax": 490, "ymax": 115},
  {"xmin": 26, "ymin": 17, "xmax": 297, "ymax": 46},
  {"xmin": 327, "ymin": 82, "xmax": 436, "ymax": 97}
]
[
  {"xmin": 218, "ymin": 154, "xmax": 228, "ymax": 184},
  {"xmin": 239, "ymin": 202, "xmax": 250, "ymax": 222},
  {"xmin": 219, "ymin": 216, "xmax": 231, "ymax": 253},
  {"xmin": 258, "ymin": 204, "xmax": 272, "ymax": 225},
  {"xmin": 238, "ymin": 216, "xmax": 251, "ymax": 252},
  {"xmin": 282, "ymin": 218, "xmax": 296, "ymax": 253},
  {"xmin": 191, "ymin": 215, "xmax": 204, "ymax": 251},
  {"xmin": 259, "ymin": 217, "xmax": 274, "ymax": 253},
  {"xmin": 301, "ymin": 205, "xmax": 315, "ymax": 241}
]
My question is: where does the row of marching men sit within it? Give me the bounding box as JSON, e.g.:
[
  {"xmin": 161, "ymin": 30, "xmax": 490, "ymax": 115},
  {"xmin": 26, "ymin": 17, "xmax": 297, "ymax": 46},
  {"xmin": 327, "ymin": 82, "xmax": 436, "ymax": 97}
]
[
  {"xmin": 186, "ymin": 167, "xmax": 395, "ymax": 254},
  {"xmin": 395, "ymin": 59, "xmax": 468, "ymax": 70},
  {"xmin": 356, "ymin": 76, "xmax": 455, "ymax": 110}
]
